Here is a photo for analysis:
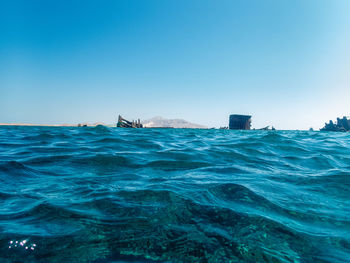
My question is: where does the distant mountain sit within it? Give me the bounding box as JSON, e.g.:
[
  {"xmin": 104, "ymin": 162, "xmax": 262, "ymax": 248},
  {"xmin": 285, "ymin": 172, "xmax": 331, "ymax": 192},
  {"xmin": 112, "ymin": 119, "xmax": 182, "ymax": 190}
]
[{"xmin": 142, "ymin": 116, "xmax": 207, "ymax": 129}]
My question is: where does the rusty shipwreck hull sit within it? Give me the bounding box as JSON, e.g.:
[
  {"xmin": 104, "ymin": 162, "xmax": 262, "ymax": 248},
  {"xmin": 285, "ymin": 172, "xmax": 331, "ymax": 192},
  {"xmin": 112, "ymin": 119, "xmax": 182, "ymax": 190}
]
[
  {"xmin": 117, "ymin": 115, "xmax": 143, "ymax": 128},
  {"xmin": 229, "ymin": 114, "xmax": 252, "ymax": 130},
  {"xmin": 321, "ymin": 116, "xmax": 350, "ymax": 132}
]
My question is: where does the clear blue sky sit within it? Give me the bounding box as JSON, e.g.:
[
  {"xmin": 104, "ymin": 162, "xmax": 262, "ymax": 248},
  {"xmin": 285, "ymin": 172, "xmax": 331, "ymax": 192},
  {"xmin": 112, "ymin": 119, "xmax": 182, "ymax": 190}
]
[{"xmin": 1, "ymin": 0, "xmax": 349, "ymax": 129}]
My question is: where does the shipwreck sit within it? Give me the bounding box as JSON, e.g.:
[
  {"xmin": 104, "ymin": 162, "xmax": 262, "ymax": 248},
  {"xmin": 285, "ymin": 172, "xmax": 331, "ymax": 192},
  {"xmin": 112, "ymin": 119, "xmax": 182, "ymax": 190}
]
[
  {"xmin": 117, "ymin": 115, "xmax": 143, "ymax": 128},
  {"xmin": 321, "ymin": 116, "xmax": 350, "ymax": 132},
  {"xmin": 229, "ymin": 114, "xmax": 252, "ymax": 130}
]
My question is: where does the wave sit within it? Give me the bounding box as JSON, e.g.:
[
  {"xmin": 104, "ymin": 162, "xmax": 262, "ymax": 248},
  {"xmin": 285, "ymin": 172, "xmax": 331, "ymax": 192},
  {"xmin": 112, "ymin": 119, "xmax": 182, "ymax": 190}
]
[
  {"xmin": 0, "ymin": 127, "xmax": 349, "ymax": 262},
  {"xmin": 0, "ymin": 160, "xmax": 39, "ymax": 177}
]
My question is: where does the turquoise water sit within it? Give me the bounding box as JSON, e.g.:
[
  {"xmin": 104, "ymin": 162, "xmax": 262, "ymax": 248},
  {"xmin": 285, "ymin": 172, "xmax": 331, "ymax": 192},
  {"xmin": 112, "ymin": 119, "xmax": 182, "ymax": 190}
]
[{"xmin": 0, "ymin": 126, "xmax": 349, "ymax": 263}]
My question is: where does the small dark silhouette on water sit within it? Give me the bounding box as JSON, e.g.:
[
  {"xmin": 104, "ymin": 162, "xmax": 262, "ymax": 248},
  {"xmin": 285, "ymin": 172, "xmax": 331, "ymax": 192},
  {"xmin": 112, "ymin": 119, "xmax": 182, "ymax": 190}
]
[
  {"xmin": 229, "ymin": 114, "xmax": 252, "ymax": 130},
  {"xmin": 257, "ymin": 126, "xmax": 276, "ymax": 131},
  {"xmin": 321, "ymin": 116, "xmax": 350, "ymax": 132},
  {"xmin": 117, "ymin": 115, "xmax": 143, "ymax": 128}
]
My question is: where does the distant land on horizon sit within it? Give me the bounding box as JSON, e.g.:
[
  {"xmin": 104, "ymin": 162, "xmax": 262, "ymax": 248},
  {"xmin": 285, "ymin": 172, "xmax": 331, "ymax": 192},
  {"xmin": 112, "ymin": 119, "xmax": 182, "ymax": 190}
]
[
  {"xmin": 0, "ymin": 116, "xmax": 207, "ymax": 129},
  {"xmin": 0, "ymin": 123, "xmax": 110, "ymax": 127},
  {"xmin": 3, "ymin": 115, "xmax": 348, "ymax": 130},
  {"xmin": 142, "ymin": 116, "xmax": 207, "ymax": 129}
]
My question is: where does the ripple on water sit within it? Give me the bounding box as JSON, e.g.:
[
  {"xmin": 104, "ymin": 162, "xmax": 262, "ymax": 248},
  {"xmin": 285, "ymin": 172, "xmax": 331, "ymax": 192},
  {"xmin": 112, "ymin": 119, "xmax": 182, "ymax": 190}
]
[{"xmin": 0, "ymin": 127, "xmax": 349, "ymax": 262}]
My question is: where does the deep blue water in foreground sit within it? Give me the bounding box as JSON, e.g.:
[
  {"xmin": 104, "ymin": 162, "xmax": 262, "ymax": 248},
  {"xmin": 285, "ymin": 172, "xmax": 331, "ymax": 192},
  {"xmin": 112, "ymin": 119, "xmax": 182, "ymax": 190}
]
[{"xmin": 0, "ymin": 126, "xmax": 349, "ymax": 263}]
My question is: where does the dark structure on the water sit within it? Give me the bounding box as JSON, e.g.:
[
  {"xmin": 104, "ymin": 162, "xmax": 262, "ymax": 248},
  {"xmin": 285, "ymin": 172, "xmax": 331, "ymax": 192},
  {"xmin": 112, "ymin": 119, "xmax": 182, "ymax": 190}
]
[
  {"xmin": 258, "ymin": 126, "xmax": 276, "ymax": 131},
  {"xmin": 229, "ymin": 114, "xmax": 252, "ymax": 130},
  {"xmin": 117, "ymin": 115, "xmax": 143, "ymax": 128},
  {"xmin": 321, "ymin": 116, "xmax": 350, "ymax": 132}
]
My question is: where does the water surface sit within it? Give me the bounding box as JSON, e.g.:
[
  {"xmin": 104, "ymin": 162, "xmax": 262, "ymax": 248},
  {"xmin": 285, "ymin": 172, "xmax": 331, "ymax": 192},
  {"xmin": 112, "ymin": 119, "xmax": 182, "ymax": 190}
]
[{"xmin": 0, "ymin": 126, "xmax": 349, "ymax": 262}]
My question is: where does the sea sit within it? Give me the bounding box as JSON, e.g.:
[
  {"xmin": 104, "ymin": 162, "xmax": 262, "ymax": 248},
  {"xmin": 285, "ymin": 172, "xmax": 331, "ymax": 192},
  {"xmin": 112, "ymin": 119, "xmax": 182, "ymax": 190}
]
[{"xmin": 0, "ymin": 126, "xmax": 349, "ymax": 263}]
